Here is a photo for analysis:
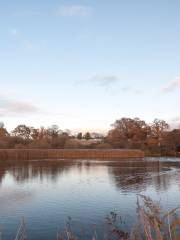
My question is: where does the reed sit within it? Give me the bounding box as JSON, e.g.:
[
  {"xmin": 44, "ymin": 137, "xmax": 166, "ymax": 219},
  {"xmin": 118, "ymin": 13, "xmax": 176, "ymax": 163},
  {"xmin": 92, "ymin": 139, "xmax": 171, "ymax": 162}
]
[
  {"xmin": 0, "ymin": 149, "xmax": 144, "ymax": 160},
  {"xmin": 56, "ymin": 195, "xmax": 180, "ymax": 240}
]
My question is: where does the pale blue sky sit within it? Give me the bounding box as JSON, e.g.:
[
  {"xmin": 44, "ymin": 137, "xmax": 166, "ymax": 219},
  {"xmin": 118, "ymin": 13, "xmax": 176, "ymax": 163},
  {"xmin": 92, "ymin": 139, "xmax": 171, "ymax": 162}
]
[{"xmin": 0, "ymin": 0, "xmax": 180, "ymax": 132}]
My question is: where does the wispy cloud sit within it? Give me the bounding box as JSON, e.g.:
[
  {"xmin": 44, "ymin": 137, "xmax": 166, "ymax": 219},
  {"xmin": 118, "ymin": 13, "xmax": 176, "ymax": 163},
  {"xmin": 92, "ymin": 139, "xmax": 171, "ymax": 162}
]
[
  {"xmin": 0, "ymin": 95, "xmax": 38, "ymax": 116},
  {"xmin": 76, "ymin": 75, "xmax": 144, "ymax": 94},
  {"xmin": 58, "ymin": 5, "xmax": 92, "ymax": 17},
  {"xmin": 162, "ymin": 77, "xmax": 180, "ymax": 93},
  {"xmin": 90, "ymin": 75, "xmax": 119, "ymax": 87},
  {"xmin": 121, "ymin": 86, "xmax": 131, "ymax": 92}
]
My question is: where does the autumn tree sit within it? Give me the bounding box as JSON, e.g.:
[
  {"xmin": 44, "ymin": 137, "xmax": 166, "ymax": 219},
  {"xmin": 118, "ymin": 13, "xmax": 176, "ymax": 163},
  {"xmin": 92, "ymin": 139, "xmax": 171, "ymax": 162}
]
[
  {"xmin": 37, "ymin": 127, "xmax": 48, "ymax": 140},
  {"xmin": 47, "ymin": 125, "xmax": 61, "ymax": 138},
  {"xmin": 51, "ymin": 132, "xmax": 70, "ymax": 148},
  {"xmin": 151, "ymin": 119, "xmax": 169, "ymax": 138},
  {"xmin": 108, "ymin": 117, "xmax": 150, "ymax": 148},
  {"xmin": 30, "ymin": 128, "xmax": 39, "ymax": 140},
  {"xmin": 106, "ymin": 128, "xmax": 130, "ymax": 148},
  {"xmin": 77, "ymin": 132, "xmax": 83, "ymax": 140},
  {"xmin": 84, "ymin": 132, "xmax": 91, "ymax": 140},
  {"xmin": 160, "ymin": 129, "xmax": 180, "ymax": 154},
  {"xmin": 0, "ymin": 122, "xmax": 9, "ymax": 138},
  {"xmin": 150, "ymin": 119, "xmax": 169, "ymax": 146}
]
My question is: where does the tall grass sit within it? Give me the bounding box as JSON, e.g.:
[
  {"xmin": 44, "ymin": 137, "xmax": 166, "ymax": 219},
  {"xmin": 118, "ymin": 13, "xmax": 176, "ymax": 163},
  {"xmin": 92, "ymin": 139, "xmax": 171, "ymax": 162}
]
[
  {"xmin": 57, "ymin": 195, "xmax": 180, "ymax": 240},
  {"xmin": 0, "ymin": 149, "xmax": 144, "ymax": 160}
]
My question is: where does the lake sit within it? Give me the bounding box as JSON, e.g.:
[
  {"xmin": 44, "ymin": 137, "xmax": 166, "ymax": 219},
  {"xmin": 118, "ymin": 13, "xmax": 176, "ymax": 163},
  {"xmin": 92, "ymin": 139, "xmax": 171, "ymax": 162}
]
[{"xmin": 0, "ymin": 157, "xmax": 179, "ymax": 239}]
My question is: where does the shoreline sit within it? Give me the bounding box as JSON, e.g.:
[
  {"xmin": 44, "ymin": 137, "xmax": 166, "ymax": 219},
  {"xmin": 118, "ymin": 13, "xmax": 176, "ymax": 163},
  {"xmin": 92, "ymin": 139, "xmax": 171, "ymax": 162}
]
[{"xmin": 0, "ymin": 149, "xmax": 179, "ymax": 161}]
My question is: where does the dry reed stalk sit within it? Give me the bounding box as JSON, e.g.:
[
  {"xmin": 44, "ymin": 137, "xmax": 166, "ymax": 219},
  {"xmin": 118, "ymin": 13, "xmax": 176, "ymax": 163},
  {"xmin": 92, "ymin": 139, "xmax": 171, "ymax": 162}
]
[{"xmin": 14, "ymin": 218, "xmax": 27, "ymax": 240}]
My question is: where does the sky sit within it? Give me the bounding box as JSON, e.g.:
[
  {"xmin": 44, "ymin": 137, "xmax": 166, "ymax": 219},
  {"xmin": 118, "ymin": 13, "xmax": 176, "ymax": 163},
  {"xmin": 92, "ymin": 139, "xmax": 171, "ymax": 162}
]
[{"xmin": 0, "ymin": 0, "xmax": 180, "ymax": 133}]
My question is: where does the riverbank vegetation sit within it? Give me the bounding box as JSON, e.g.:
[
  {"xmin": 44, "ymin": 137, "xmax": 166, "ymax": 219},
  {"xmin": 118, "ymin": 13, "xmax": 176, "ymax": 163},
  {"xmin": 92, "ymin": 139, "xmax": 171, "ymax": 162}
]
[
  {"xmin": 57, "ymin": 195, "xmax": 180, "ymax": 240},
  {"xmin": 0, "ymin": 118, "xmax": 180, "ymax": 156}
]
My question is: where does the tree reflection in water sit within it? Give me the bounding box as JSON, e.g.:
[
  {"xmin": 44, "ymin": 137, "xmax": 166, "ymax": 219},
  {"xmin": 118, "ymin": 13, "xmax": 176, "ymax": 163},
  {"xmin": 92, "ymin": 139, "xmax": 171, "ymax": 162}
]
[
  {"xmin": 0, "ymin": 158, "xmax": 179, "ymax": 240},
  {"xmin": 0, "ymin": 158, "xmax": 179, "ymax": 192},
  {"xmin": 0, "ymin": 159, "xmax": 77, "ymax": 184},
  {"xmin": 107, "ymin": 158, "xmax": 180, "ymax": 192}
]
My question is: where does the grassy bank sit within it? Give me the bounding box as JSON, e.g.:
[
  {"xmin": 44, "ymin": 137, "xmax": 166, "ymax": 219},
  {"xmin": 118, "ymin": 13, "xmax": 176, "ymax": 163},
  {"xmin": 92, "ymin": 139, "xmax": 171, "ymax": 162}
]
[{"xmin": 0, "ymin": 149, "xmax": 144, "ymax": 160}]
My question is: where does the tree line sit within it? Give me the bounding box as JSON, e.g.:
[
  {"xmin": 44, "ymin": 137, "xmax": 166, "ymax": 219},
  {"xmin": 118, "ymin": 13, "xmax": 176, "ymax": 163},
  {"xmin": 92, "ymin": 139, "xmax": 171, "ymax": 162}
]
[
  {"xmin": 0, "ymin": 118, "xmax": 180, "ymax": 155},
  {"xmin": 106, "ymin": 118, "xmax": 180, "ymax": 155},
  {"xmin": 0, "ymin": 123, "xmax": 94, "ymax": 149}
]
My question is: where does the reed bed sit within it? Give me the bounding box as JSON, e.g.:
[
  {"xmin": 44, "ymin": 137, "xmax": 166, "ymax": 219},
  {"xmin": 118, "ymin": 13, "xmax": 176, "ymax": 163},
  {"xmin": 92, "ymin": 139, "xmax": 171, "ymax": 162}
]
[{"xmin": 0, "ymin": 149, "xmax": 144, "ymax": 160}]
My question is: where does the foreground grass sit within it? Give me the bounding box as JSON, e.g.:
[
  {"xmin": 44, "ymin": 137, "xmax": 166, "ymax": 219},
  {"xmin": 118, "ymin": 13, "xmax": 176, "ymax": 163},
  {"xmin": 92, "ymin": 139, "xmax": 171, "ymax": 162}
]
[
  {"xmin": 57, "ymin": 195, "xmax": 180, "ymax": 240},
  {"xmin": 11, "ymin": 195, "xmax": 180, "ymax": 240}
]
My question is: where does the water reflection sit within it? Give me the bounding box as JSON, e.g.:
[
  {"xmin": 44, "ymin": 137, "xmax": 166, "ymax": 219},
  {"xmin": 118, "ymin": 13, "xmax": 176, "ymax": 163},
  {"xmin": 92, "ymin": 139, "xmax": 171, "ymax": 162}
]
[
  {"xmin": 0, "ymin": 158, "xmax": 179, "ymax": 240},
  {"xmin": 0, "ymin": 160, "xmax": 75, "ymax": 184},
  {"xmin": 0, "ymin": 158, "xmax": 179, "ymax": 192},
  {"xmin": 107, "ymin": 159, "xmax": 180, "ymax": 192}
]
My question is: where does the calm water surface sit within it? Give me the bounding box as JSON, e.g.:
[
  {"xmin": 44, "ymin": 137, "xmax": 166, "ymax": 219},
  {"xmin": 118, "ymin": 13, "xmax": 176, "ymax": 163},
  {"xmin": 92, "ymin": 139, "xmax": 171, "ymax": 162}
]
[{"xmin": 0, "ymin": 157, "xmax": 180, "ymax": 239}]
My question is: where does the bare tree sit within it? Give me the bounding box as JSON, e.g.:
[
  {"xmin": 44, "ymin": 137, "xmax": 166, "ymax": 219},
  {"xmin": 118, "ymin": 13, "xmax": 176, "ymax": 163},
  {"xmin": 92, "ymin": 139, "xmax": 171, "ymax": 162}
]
[
  {"xmin": 47, "ymin": 125, "xmax": 61, "ymax": 138},
  {"xmin": 12, "ymin": 125, "xmax": 31, "ymax": 140},
  {"xmin": 151, "ymin": 119, "xmax": 169, "ymax": 146}
]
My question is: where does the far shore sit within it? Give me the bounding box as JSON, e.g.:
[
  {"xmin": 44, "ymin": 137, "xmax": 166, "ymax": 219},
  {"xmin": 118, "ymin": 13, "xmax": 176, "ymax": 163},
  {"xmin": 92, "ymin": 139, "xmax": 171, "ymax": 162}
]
[
  {"xmin": 0, "ymin": 149, "xmax": 180, "ymax": 161},
  {"xmin": 0, "ymin": 149, "xmax": 145, "ymax": 160}
]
